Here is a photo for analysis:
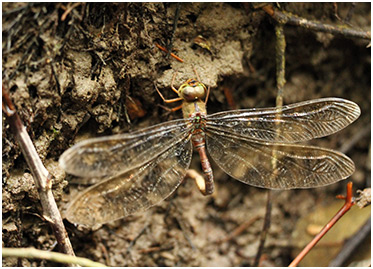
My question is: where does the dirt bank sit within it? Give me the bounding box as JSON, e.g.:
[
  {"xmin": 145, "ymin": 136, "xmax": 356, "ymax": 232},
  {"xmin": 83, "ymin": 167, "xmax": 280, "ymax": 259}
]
[{"xmin": 2, "ymin": 3, "xmax": 370, "ymax": 266}]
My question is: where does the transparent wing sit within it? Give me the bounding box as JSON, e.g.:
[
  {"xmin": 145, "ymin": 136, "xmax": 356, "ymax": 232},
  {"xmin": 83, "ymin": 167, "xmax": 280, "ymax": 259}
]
[
  {"xmin": 206, "ymin": 130, "xmax": 355, "ymax": 189},
  {"xmin": 65, "ymin": 136, "xmax": 193, "ymax": 226},
  {"xmin": 59, "ymin": 119, "xmax": 192, "ymax": 178},
  {"xmin": 206, "ymin": 98, "xmax": 360, "ymax": 143}
]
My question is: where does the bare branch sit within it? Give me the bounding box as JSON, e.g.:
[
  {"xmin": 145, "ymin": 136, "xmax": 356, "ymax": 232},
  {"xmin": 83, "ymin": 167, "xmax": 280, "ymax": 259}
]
[
  {"xmin": 262, "ymin": 5, "xmax": 371, "ymax": 40},
  {"xmin": 2, "ymin": 86, "xmax": 75, "ymax": 258},
  {"xmin": 2, "ymin": 247, "xmax": 106, "ymax": 267},
  {"xmin": 289, "ymin": 182, "xmax": 355, "ymax": 267}
]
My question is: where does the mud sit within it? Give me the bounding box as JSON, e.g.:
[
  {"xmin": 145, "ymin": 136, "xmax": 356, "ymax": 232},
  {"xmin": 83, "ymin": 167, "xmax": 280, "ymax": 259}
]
[{"xmin": 2, "ymin": 3, "xmax": 370, "ymax": 266}]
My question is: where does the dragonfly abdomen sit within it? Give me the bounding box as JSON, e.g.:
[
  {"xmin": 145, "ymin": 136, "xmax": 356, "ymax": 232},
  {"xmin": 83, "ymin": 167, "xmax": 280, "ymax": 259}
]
[{"xmin": 191, "ymin": 129, "xmax": 214, "ymax": 195}]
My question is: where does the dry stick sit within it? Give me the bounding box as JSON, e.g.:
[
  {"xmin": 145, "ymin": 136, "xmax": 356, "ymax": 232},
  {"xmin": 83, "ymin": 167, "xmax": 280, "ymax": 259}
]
[
  {"xmin": 253, "ymin": 22, "xmax": 286, "ymax": 267},
  {"xmin": 253, "ymin": 190, "xmax": 272, "ymax": 266},
  {"xmin": 274, "ymin": 23, "xmax": 286, "ymax": 108},
  {"xmin": 217, "ymin": 215, "xmax": 261, "ymax": 244},
  {"xmin": 339, "ymin": 124, "xmax": 370, "ymax": 154},
  {"xmin": 60, "ymin": 2, "xmax": 81, "ymax": 21},
  {"xmin": 329, "ymin": 217, "xmax": 371, "ymax": 266},
  {"xmin": 125, "ymin": 224, "xmax": 149, "ymax": 255},
  {"xmin": 175, "ymin": 214, "xmax": 197, "ymax": 250},
  {"xmin": 289, "ymin": 182, "xmax": 356, "ymax": 267},
  {"xmin": 332, "ymin": 3, "xmax": 343, "ymax": 23},
  {"xmin": 139, "ymin": 244, "xmax": 174, "ymax": 254},
  {"xmin": 8, "ymin": 37, "xmax": 36, "ymax": 80},
  {"xmin": 222, "ymin": 86, "xmax": 237, "ymax": 110},
  {"xmin": 166, "ymin": 3, "xmax": 181, "ymax": 56},
  {"xmin": 332, "ymin": 3, "xmax": 355, "ymax": 26},
  {"xmin": 2, "ymin": 248, "xmax": 106, "ymax": 267},
  {"xmin": 2, "ymin": 87, "xmax": 75, "ymax": 258},
  {"xmin": 262, "ymin": 5, "xmax": 371, "ymax": 40},
  {"xmin": 344, "ymin": 3, "xmax": 356, "ymax": 24},
  {"xmin": 155, "ymin": 42, "xmax": 184, "ymax": 63}
]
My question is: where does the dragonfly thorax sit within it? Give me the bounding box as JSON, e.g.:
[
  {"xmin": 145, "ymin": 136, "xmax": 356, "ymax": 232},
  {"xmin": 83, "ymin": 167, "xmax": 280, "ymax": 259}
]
[{"xmin": 179, "ymin": 78, "xmax": 207, "ymax": 102}]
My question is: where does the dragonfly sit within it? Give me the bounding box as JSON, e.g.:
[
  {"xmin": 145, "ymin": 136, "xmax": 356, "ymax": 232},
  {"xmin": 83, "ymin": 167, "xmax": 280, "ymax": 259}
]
[{"xmin": 59, "ymin": 71, "xmax": 360, "ymax": 226}]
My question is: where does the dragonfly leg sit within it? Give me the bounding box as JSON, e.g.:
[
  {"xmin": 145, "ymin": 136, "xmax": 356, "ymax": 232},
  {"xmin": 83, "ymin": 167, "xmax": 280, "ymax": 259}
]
[
  {"xmin": 170, "ymin": 72, "xmax": 180, "ymax": 94},
  {"xmin": 155, "ymin": 83, "xmax": 183, "ymax": 103},
  {"xmin": 158, "ymin": 103, "xmax": 183, "ymax": 112},
  {"xmin": 204, "ymin": 85, "xmax": 210, "ymax": 105},
  {"xmin": 192, "ymin": 66, "xmax": 202, "ymax": 82}
]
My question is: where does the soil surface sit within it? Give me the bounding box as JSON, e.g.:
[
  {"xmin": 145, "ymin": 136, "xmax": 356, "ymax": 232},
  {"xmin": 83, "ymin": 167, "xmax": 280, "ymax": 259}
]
[{"xmin": 2, "ymin": 3, "xmax": 371, "ymax": 266}]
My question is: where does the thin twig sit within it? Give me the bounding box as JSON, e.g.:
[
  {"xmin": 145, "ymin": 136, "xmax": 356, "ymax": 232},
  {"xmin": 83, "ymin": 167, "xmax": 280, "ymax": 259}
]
[
  {"xmin": 289, "ymin": 182, "xmax": 356, "ymax": 267},
  {"xmin": 138, "ymin": 246, "xmax": 162, "ymax": 254},
  {"xmin": 125, "ymin": 224, "xmax": 149, "ymax": 254},
  {"xmin": 8, "ymin": 37, "xmax": 37, "ymax": 80},
  {"xmin": 339, "ymin": 124, "xmax": 370, "ymax": 153},
  {"xmin": 275, "ymin": 23, "xmax": 286, "ymax": 107},
  {"xmin": 175, "ymin": 214, "xmax": 196, "ymax": 250},
  {"xmin": 166, "ymin": 3, "xmax": 181, "ymax": 56},
  {"xmin": 217, "ymin": 215, "xmax": 260, "ymax": 244},
  {"xmin": 2, "ymin": 87, "xmax": 75, "ymax": 258},
  {"xmin": 344, "ymin": 3, "xmax": 356, "ymax": 24},
  {"xmin": 61, "ymin": 2, "xmax": 81, "ymax": 21},
  {"xmin": 138, "ymin": 244, "xmax": 174, "ymax": 254},
  {"xmin": 222, "ymin": 86, "xmax": 237, "ymax": 109},
  {"xmin": 46, "ymin": 51, "xmax": 61, "ymax": 95},
  {"xmin": 2, "ymin": 247, "xmax": 106, "ymax": 267},
  {"xmin": 329, "ymin": 217, "xmax": 371, "ymax": 266},
  {"xmin": 253, "ymin": 191, "xmax": 272, "ymax": 266},
  {"xmin": 3, "ymin": 32, "xmax": 33, "ymax": 56},
  {"xmin": 155, "ymin": 42, "xmax": 184, "ymax": 62},
  {"xmin": 2, "ymin": 3, "xmax": 33, "ymax": 16},
  {"xmin": 262, "ymin": 5, "xmax": 371, "ymax": 40},
  {"xmin": 332, "ymin": 3, "xmax": 343, "ymax": 23},
  {"xmin": 254, "ymin": 21, "xmax": 287, "ymax": 267}
]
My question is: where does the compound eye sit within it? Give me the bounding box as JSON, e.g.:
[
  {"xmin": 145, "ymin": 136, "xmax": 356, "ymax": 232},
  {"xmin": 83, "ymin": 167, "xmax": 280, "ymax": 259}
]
[{"xmin": 180, "ymin": 84, "xmax": 206, "ymax": 101}]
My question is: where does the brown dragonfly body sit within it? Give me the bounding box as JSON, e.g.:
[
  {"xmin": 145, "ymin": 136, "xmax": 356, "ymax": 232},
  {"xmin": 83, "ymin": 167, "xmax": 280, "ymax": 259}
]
[
  {"xmin": 60, "ymin": 74, "xmax": 360, "ymax": 226},
  {"xmin": 179, "ymin": 79, "xmax": 214, "ymax": 195}
]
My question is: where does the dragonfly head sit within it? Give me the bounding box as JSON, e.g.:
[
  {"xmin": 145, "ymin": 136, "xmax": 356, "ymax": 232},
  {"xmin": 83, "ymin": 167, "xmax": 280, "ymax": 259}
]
[{"xmin": 179, "ymin": 79, "xmax": 207, "ymax": 102}]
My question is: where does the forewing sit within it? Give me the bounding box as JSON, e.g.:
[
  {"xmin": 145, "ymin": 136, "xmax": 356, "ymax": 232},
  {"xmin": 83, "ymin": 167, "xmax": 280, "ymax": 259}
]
[
  {"xmin": 206, "ymin": 98, "xmax": 360, "ymax": 143},
  {"xmin": 65, "ymin": 137, "xmax": 193, "ymax": 226},
  {"xmin": 59, "ymin": 119, "xmax": 192, "ymax": 178},
  {"xmin": 206, "ymin": 130, "xmax": 355, "ymax": 189}
]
